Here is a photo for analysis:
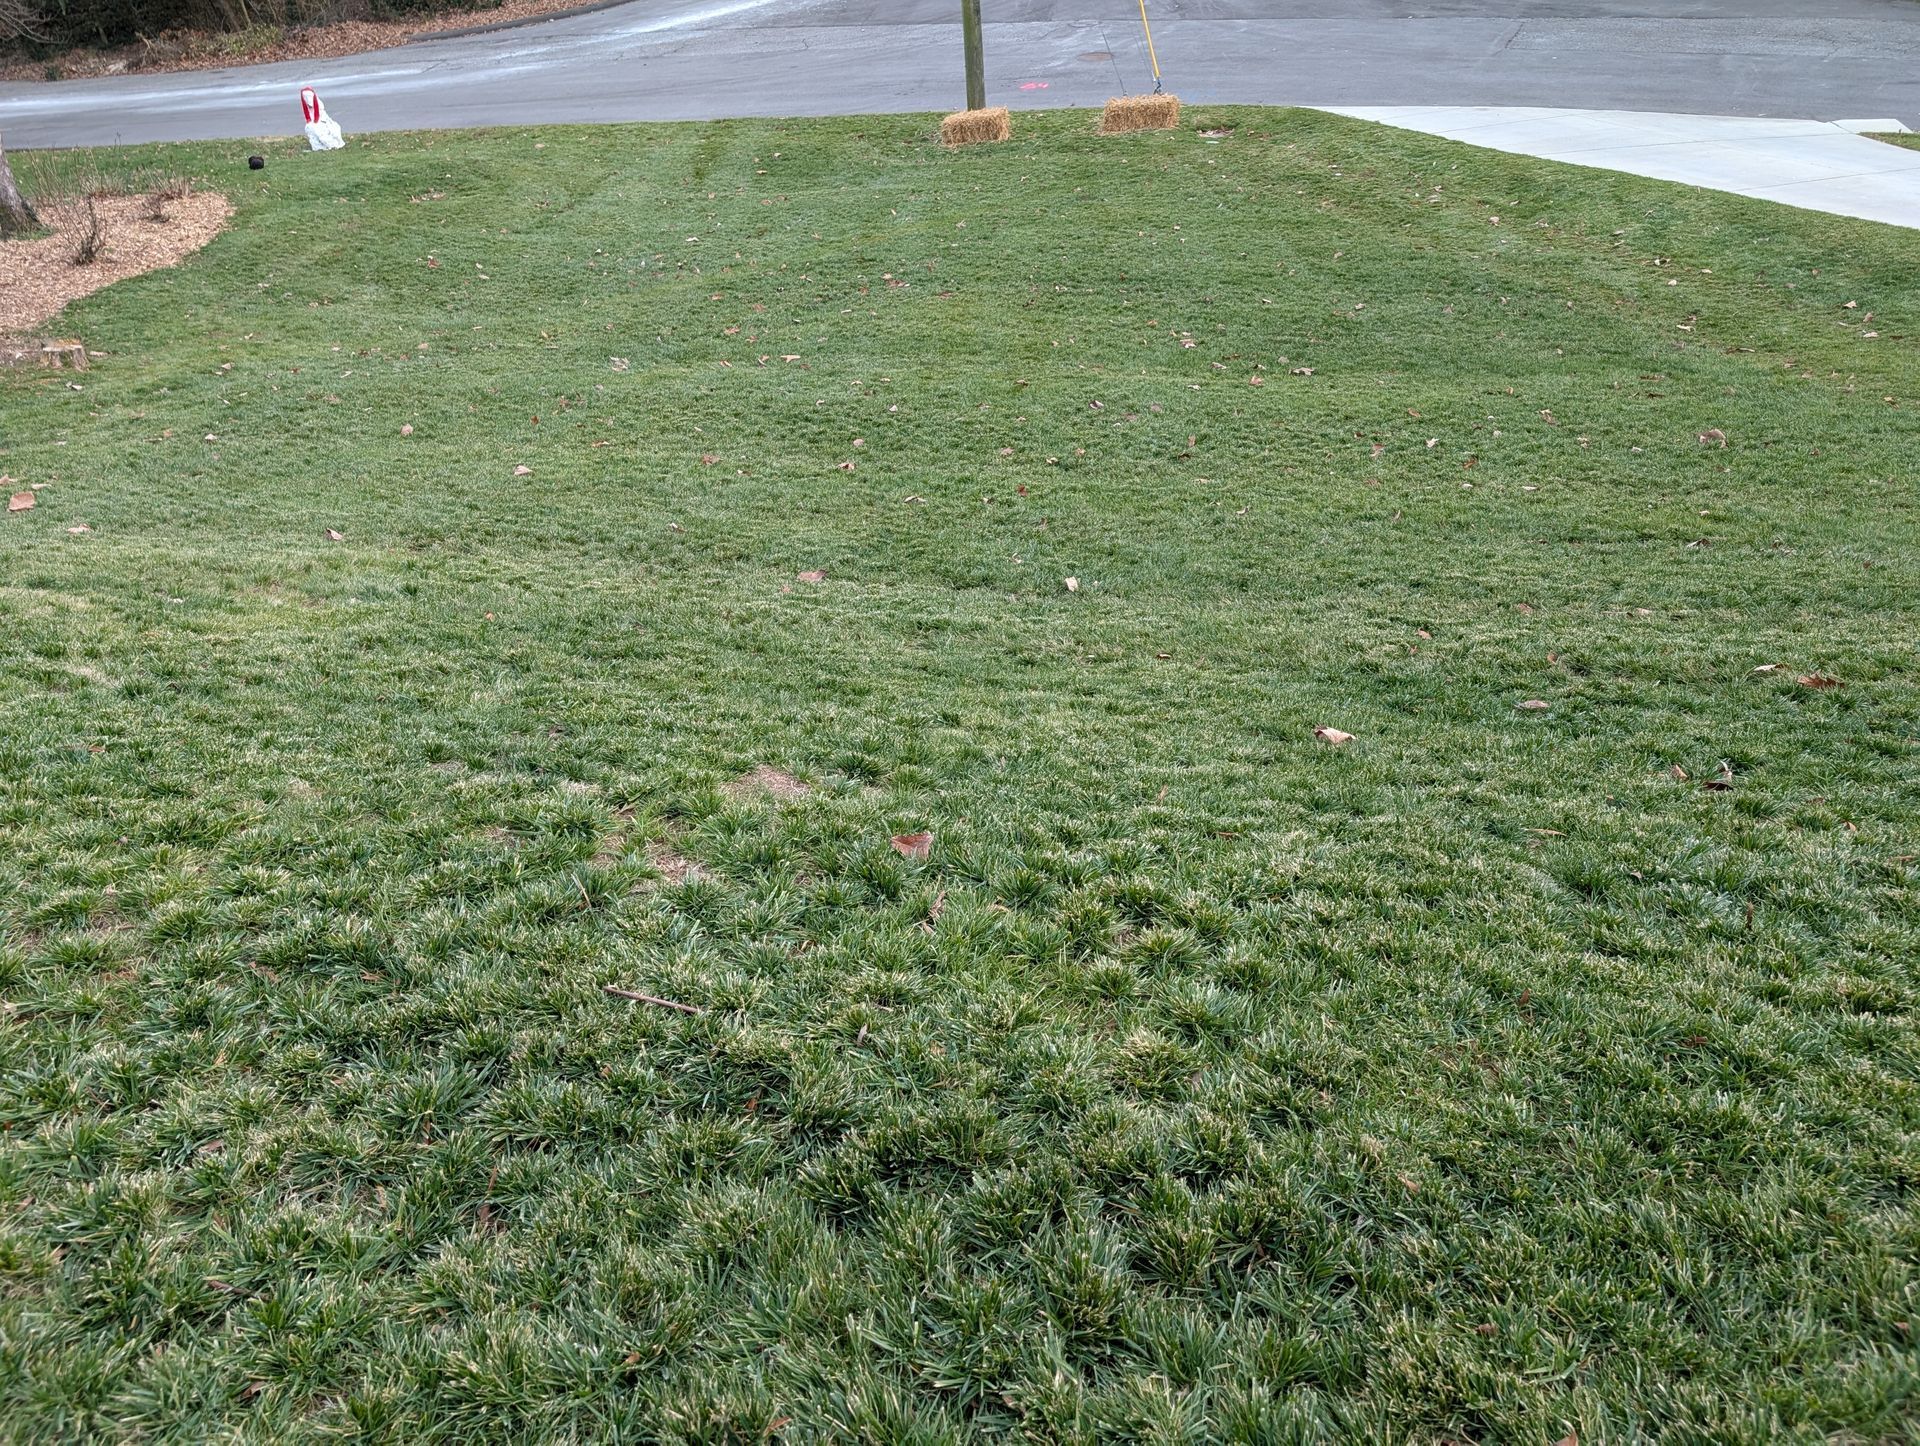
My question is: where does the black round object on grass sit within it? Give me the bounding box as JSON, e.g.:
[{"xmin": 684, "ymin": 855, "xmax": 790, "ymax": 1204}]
[{"xmin": 248, "ymin": 155, "xmax": 265, "ymax": 170}]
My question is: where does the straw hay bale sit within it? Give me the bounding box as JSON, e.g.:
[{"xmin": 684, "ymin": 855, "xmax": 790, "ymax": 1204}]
[
  {"xmin": 1100, "ymin": 93, "xmax": 1181, "ymax": 134},
  {"xmin": 941, "ymin": 107, "xmax": 1012, "ymax": 147}
]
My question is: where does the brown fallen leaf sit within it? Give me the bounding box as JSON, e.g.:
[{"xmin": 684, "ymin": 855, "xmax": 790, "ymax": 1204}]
[
  {"xmin": 700, "ymin": 453, "xmax": 721, "ymax": 465},
  {"xmin": 513, "ymin": 464, "xmax": 532, "ymax": 476},
  {"xmin": 324, "ymin": 528, "xmax": 344, "ymax": 542},
  {"xmin": 1699, "ymin": 428, "xmax": 1727, "ymax": 447},
  {"xmin": 1796, "ymin": 673, "xmax": 1842, "ymax": 689},
  {"xmin": 1670, "ymin": 764, "xmax": 1689, "ymax": 782},
  {"xmin": 836, "ymin": 460, "xmax": 856, "ymax": 472},
  {"xmin": 795, "ymin": 569, "xmax": 826, "ymax": 583},
  {"xmin": 1313, "ymin": 726, "xmax": 1355, "ymax": 747},
  {"xmin": 1515, "ymin": 699, "xmax": 1551, "ymax": 712},
  {"xmin": 68, "ymin": 524, "xmax": 92, "ymax": 534},
  {"xmin": 8, "ymin": 491, "xmax": 34, "ymax": 513},
  {"xmin": 400, "ymin": 424, "xmax": 414, "ymax": 436},
  {"xmin": 891, "ymin": 830, "xmax": 934, "ymax": 861},
  {"xmin": 1703, "ymin": 761, "xmax": 1736, "ymax": 791},
  {"xmin": 1064, "ymin": 576, "xmax": 1080, "ymax": 593},
  {"xmin": 1751, "ymin": 663, "xmax": 1781, "ymax": 675}
]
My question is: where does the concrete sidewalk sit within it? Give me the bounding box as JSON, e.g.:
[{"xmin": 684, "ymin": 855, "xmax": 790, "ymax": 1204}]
[{"xmin": 1319, "ymin": 106, "xmax": 1920, "ymax": 230}]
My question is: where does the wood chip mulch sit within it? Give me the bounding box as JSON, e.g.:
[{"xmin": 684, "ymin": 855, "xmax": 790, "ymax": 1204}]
[
  {"xmin": 2, "ymin": 0, "xmax": 603, "ymax": 81},
  {"xmin": 0, "ymin": 190, "xmax": 232, "ymax": 340}
]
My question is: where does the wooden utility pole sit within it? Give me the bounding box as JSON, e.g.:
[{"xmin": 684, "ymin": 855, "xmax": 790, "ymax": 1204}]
[
  {"xmin": 0, "ymin": 132, "xmax": 40, "ymax": 239},
  {"xmin": 961, "ymin": 0, "xmax": 985, "ymax": 111}
]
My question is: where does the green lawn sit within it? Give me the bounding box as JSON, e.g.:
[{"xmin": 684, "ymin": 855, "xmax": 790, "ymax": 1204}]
[{"xmin": 2, "ymin": 110, "xmax": 1916, "ymax": 1443}]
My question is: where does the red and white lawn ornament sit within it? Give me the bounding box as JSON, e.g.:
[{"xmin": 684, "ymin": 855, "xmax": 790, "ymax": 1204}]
[{"xmin": 300, "ymin": 86, "xmax": 346, "ymax": 151}]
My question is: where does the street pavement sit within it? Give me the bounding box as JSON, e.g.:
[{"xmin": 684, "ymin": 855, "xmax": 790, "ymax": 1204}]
[
  {"xmin": 3, "ymin": 1, "xmax": 1919, "ymax": 226},
  {"xmin": 2, "ymin": 0, "xmax": 1917, "ymax": 149},
  {"xmin": 1324, "ymin": 107, "xmax": 1920, "ymax": 228}
]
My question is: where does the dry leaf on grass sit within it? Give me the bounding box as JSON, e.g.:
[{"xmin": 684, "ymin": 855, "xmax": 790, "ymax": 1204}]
[
  {"xmin": 1515, "ymin": 699, "xmax": 1551, "ymax": 712},
  {"xmin": 1313, "ymin": 726, "xmax": 1356, "ymax": 747},
  {"xmin": 513, "ymin": 465, "xmax": 532, "ymax": 476},
  {"xmin": 67, "ymin": 524, "xmax": 91, "ymax": 534},
  {"xmin": 795, "ymin": 569, "xmax": 826, "ymax": 583},
  {"xmin": 400, "ymin": 424, "xmax": 413, "ymax": 436},
  {"xmin": 324, "ymin": 528, "xmax": 344, "ymax": 542},
  {"xmin": 891, "ymin": 830, "xmax": 934, "ymax": 861},
  {"xmin": 8, "ymin": 491, "xmax": 34, "ymax": 512},
  {"xmin": 1699, "ymin": 429, "xmax": 1727, "ymax": 447},
  {"xmin": 1064, "ymin": 576, "xmax": 1080, "ymax": 593},
  {"xmin": 1797, "ymin": 673, "xmax": 1842, "ymax": 689}
]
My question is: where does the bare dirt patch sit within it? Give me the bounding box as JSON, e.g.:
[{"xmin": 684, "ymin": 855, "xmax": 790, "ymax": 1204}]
[
  {"xmin": 721, "ymin": 765, "xmax": 812, "ymax": 803},
  {"xmin": 643, "ymin": 843, "xmax": 704, "ymax": 886},
  {"xmin": 1, "ymin": 189, "xmax": 230, "ymax": 339},
  {"xmin": 3, "ymin": 0, "xmax": 602, "ymax": 81}
]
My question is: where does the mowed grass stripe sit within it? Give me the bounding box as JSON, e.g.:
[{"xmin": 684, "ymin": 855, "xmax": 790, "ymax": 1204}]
[{"xmin": 0, "ymin": 109, "xmax": 1915, "ymax": 1442}]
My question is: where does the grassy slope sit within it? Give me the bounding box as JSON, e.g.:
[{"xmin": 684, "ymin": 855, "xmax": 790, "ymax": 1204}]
[{"xmin": 1, "ymin": 112, "xmax": 1916, "ymax": 1443}]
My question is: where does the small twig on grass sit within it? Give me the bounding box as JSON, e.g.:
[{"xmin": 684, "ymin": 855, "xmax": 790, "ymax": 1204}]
[{"xmin": 602, "ymin": 985, "xmax": 706, "ymax": 1015}]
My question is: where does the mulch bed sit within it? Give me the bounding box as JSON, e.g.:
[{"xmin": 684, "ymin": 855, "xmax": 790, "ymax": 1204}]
[{"xmin": 0, "ymin": 190, "xmax": 230, "ymax": 345}]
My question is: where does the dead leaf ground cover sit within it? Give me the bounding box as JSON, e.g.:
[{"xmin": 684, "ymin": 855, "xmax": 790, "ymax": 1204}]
[
  {"xmin": 0, "ymin": 111, "xmax": 1915, "ymax": 1442},
  {"xmin": 0, "ymin": 0, "xmax": 599, "ymax": 81}
]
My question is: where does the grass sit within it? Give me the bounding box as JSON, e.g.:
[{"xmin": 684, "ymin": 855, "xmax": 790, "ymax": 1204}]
[
  {"xmin": 1, "ymin": 109, "xmax": 1916, "ymax": 1442},
  {"xmin": 1870, "ymin": 132, "xmax": 1920, "ymax": 151}
]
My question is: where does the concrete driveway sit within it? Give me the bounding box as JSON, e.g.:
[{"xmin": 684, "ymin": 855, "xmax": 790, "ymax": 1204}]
[{"xmin": 2, "ymin": 0, "xmax": 1917, "ymax": 150}]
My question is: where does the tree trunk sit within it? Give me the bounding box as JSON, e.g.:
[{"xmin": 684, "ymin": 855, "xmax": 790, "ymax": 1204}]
[{"xmin": 0, "ymin": 132, "xmax": 41, "ymax": 239}]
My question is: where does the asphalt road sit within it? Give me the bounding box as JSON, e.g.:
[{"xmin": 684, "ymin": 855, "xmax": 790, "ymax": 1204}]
[{"xmin": 2, "ymin": 0, "xmax": 1917, "ymax": 150}]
